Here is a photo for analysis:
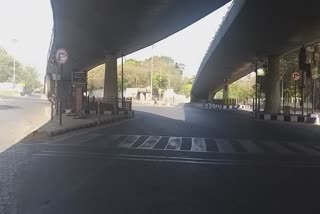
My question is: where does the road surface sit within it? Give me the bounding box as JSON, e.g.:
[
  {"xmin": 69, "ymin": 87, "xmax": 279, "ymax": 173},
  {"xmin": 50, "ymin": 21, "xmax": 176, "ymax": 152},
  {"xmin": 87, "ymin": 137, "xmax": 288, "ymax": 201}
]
[
  {"xmin": 1, "ymin": 104, "xmax": 320, "ymax": 213},
  {"xmin": 0, "ymin": 95, "xmax": 50, "ymax": 151}
]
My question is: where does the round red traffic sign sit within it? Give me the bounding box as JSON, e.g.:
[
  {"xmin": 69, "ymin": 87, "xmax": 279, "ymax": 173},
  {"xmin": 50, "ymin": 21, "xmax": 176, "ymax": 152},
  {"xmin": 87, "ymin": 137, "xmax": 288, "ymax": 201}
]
[
  {"xmin": 55, "ymin": 48, "xmax": 68, "ymax": 64},
  {"xmin": 292, "ymin": 72, "xmax": 300, "ymax": 81}
]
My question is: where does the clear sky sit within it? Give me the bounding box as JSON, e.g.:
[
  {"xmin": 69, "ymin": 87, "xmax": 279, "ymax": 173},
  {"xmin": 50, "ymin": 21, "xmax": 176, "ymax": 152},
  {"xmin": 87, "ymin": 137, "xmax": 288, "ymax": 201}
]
[{"xmin": 0, "ymin": 0, "xmax": 231, "ymax": 79}]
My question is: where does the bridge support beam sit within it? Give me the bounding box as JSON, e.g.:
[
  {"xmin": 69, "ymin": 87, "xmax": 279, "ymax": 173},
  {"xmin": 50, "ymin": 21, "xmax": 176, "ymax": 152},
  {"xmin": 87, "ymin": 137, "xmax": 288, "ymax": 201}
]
[
  {"xmin": 103, "ymin": 54, "xmax": 118, "ymax": 100},
  {"xmin": 264, "ymin": 55, "xmax": 281, "ymax": 113}
]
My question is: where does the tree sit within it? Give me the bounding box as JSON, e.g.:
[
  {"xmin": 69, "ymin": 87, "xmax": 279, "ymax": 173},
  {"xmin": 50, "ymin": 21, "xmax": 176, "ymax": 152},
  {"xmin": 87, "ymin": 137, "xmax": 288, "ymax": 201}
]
[
  {"xmin": 86, "ymin": 55, "xmax": 193, "ymax": 97},
  {"xmin": 226, "ymin": 73, "xmax": 255, "ymax": 103},
  {"xmin": 18, "ymin": 66, "xmax": 42, "ymax": 93},
  {"xmin": 0, "ymin": 47, "xmax": 41, "ymax": 93}
]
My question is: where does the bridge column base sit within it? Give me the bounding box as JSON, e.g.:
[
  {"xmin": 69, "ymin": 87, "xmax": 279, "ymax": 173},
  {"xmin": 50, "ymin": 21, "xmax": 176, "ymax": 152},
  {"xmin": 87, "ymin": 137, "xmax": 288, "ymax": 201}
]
[
  {"xmin": 103, "ymin": 54, "xmax": 118, "ymax": 101},
  {"xmin": 264, "ymin": 55, "xmax": 281, "ymax": 113}
]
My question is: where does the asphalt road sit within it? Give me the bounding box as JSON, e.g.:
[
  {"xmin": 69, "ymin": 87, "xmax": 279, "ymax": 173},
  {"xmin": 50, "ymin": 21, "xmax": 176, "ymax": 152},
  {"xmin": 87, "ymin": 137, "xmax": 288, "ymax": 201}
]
[
  {"xmin": 0, "ymin": 95, "xmax": 50, "ymax": 151},
  {"xmin": 2, "ymin": 104, "xmax": 320, "ymax": 214}
]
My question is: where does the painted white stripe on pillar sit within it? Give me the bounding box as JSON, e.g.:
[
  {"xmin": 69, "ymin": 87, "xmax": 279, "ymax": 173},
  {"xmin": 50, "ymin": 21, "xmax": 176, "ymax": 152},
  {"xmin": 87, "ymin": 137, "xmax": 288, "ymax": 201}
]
[
  {"xmin": 215, "ymin": 139, "xmax": 235, "ymax": 153},
  {"xmin": 191, "ymin": 138, "xmax": 207, "ymax": 152},
  {"xmin": 238, "ymin": 140, "xmax": 264, "ymax": 154},
  {"xmin": 289, "ymin": 143, "xmax": 320, "ymax": 156},
  {"xmin": 118, "ymin": 135, "xmax": 139, "ymax": 148},
  {"xmin": 262, "ymin": 141, "xmax": 294, "ymax": 154},
  {"xmin": 139, "ymin": 136, "xmax": 160, "ymax": 149},
  {"xmin": 165, "ymin": 137, "xmax": 182, "ymax": 150}
]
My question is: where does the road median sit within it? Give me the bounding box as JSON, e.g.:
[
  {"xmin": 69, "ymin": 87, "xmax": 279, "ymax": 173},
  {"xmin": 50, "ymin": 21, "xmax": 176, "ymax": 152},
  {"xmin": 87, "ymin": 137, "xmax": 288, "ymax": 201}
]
[{"xmin": 23, "ymin": 111, "xmax": 134, "ymax": 142}]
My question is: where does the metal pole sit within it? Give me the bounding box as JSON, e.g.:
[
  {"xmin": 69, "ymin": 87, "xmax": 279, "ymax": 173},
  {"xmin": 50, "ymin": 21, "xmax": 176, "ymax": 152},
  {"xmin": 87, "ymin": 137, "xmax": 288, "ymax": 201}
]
[
  {"xmin": 55, "ymin": 65, "xmax": 58, "ymax": 116},
  {"xmin": 114, "ymin": 98, "xmax": 118, "ymax": 121},
  {"xmin": 312, "ymin": 79, "xmax": 315, "ymax": 113},
  {"xmin": 59, "ymin": 99, "xmax": 62, "ymax": 125},
  {"xmin": 294, "ymin": 80, "xmax": 297, "ymax": 115},
  {"xmin": 151, "ymin": 46, "xmax": 154, "ymax": 99},
  {"xmin": 258, "ymin": 76, "xmax": 261, "ymax": 112},
  {"xmin": 306, "ymin": 78, "xmax": 309, "ymax": 115},
  {"xmin": 121, "ymin": 56, "xmax": 124, "ymax": 108},
  {"xmin": 301, "ymin": 72, "xmax": 304, "ymax": 116},
  {"xmin": 59, "ymin": 64, "xmax": 63, "ymax": 126},
  {"xmin": 281, "ymin": 77, "xmax": 284, "ymax": 113},
  {"xmin": 97, "ymin": 100, "xmax": 101, "ymax": 126},
  {"xmin": 51, "ymin": 102, "xmax": 54, "ymax": 123},
  {"xmin": 255, "ymin": 67, "xmax": 258, "ymax": 117}
]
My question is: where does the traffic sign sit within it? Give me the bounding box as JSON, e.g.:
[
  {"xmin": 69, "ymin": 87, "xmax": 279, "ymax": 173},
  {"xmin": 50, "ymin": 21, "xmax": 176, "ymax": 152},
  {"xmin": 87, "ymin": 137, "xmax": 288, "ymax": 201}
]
[
  {"xmin": 292, "ymin": 72, "xmax": 300, "ymax": 81},
  {"xmin": 55, "ymin": 48, "xmax": 68, "ymax": 64}
]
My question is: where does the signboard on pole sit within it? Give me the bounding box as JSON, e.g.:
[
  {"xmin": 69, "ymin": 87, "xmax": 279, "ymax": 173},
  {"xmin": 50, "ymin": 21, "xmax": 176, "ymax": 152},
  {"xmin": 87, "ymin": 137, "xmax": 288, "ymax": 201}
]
[
  {"xmin": 72, "ymin": 72, "xmax": 86, "ymax": 85},
  {"xmin": 55, "ymin": 48, "xmax": 68, "ymax": 64},
  {"xmin": 292, "ymin": 72, "xmax": 300, "ymax": 81}
]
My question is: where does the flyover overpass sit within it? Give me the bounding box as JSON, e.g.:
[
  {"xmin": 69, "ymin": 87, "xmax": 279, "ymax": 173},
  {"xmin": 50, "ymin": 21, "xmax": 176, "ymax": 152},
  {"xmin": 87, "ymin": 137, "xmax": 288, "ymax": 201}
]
[
  {"xmin": 192, "ymin": 0, "xmax": 320, "ymax": 112},
  {"xmin": 46, "ymin": 0, "xmax": 230, "ymax": 104}
]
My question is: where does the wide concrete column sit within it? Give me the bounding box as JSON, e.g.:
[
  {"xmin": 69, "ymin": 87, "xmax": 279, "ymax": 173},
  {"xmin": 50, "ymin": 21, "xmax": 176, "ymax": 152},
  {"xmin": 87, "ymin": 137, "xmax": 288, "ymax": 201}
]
[
  {"xmin": 223, "ymin": 79, "xmax": 229, "ymax": 105},
  {"xmin": 208, "ymin": 91, "xmax": 214, "ymax": 102},
  {"xmin": 264, "ymin": 55, "xmax": 281, "ymax": 113},
  {"xmin": 104, "ymin": 54, "xmax": 118, "ymax": 100}
]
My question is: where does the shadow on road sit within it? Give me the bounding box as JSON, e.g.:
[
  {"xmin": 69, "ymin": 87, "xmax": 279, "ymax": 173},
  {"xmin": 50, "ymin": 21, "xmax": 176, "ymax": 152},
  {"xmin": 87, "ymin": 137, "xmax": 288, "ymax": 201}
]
[{"xmin": 1, "ymin": 104, "xmax": 320, "ymax": 213}]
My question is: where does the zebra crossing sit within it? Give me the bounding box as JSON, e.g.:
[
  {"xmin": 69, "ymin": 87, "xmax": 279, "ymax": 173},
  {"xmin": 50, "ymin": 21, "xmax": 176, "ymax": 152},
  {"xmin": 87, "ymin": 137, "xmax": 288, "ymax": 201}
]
[{"xmin": 114, "ymin": 135, "xmax": 320, "ymax": 156}]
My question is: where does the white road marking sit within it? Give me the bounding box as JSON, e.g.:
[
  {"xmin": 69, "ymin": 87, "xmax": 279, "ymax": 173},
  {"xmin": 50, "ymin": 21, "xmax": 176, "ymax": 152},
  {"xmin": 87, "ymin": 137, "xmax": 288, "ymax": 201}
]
[
  {"xmin": 261, "ymin": 141, "xmax": 295, "ymax": 155},
  {"xmin": 215, "ymin": 139, "xmax": 235, "ymax": 153},
  {"xmin": 139, "ymin": 136, "xmax": 160, "ymax": 149},
  {"xmin": 165, "ymin": 137, "xmax": 182, "ymax": 150},
  {"xmin": 191, "ymin": 138, "xmax": 207, "ymax": 152},
  {"xmin": 288, "ymin": 143, "xmax": 320, "ymax": 156},
  {"xmin": 238, "ymin": 140, "xmax": 264, "ymax": 154},
  {"xmin": 118, "ymin": 135, "xmax": 139, "ymax": 148}
]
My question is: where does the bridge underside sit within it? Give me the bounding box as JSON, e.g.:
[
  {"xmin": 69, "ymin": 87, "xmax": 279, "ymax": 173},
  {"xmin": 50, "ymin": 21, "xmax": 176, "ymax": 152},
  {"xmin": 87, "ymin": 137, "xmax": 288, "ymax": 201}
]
[
  {"xmin": 192, "ymin": 0, "xmax": 320, "ymax": 101},
  {"xmin": 47, "ymin": 0, "xmax": 229, "ymax": 78}
]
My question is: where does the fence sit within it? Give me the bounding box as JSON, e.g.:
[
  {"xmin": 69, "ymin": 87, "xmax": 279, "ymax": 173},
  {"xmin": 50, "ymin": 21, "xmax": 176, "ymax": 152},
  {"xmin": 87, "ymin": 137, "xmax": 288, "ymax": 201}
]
[
  {"xmin": 211, "ymin": 99, "xmax": 238, "ymax": 106},
  {"xmin": 85, "ymin": 97, "xmax": 132, "ymax": 115}
]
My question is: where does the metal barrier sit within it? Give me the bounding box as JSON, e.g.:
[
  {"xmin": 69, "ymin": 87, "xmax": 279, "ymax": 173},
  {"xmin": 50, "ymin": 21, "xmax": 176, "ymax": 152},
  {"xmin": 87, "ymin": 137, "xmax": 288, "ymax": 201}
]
[
  {"xmin": 48, "ymin": 95, "xmax": 57, "ymax": 122},
  {"xmin": 87, "ymin": 97, "xmax": 132, "ymax": 115}
]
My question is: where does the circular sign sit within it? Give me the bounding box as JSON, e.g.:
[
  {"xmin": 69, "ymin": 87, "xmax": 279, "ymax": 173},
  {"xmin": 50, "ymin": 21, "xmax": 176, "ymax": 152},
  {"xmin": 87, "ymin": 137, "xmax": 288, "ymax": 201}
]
[
  {"xmin": 55, "ymin": 48, "xmax": 68, "ymax": 64},
  {"xmin": 292, "ymin": 72, "xmax": 300, "ymax": 81}
]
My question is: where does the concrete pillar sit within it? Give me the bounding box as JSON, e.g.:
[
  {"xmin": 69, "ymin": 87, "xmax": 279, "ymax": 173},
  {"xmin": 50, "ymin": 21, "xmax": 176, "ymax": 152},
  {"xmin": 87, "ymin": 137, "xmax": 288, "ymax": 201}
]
[
  {"xmin": 264, "ymin": 55, "xmax": 281, "ymax": 113},
  {"xmin": 104, "ymin": 54, "xmax": 118, "ymax": 100},
  {"xmin": 208, "ymin": 91, "xmax": 214, "ymax": 103},
  {"xmin": 223, "ymin": 80, "xmax": 229, "ymax": 105}
]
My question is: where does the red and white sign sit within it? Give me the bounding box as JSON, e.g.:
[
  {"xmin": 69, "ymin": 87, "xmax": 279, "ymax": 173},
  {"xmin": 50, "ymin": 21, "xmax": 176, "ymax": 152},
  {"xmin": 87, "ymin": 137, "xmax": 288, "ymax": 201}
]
[
  {"xmin": 292, "ymin": 72, "xmax": 300, "ymax": 81},
  {"xmin": 55, "ymin": 48, "xmax": 68, "ymax": 64}
]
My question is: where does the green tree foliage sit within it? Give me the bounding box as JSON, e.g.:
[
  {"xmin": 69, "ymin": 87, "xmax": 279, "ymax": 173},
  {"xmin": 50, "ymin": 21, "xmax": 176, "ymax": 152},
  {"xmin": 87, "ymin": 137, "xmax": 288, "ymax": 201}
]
[
  {"xmin": 0, "ymin": 47, "xmax": 41, "ymax": 93},
  {"xmin": 87, "ymin": 56, "xmax": 193, "ymax": 97},
  {"xmin": 87, "ymin": 64, "xmax": 105, "ymax": 92},
  {"xmin": 215, "ymin": 73, "xmax": 255, "ymax": 102}
]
